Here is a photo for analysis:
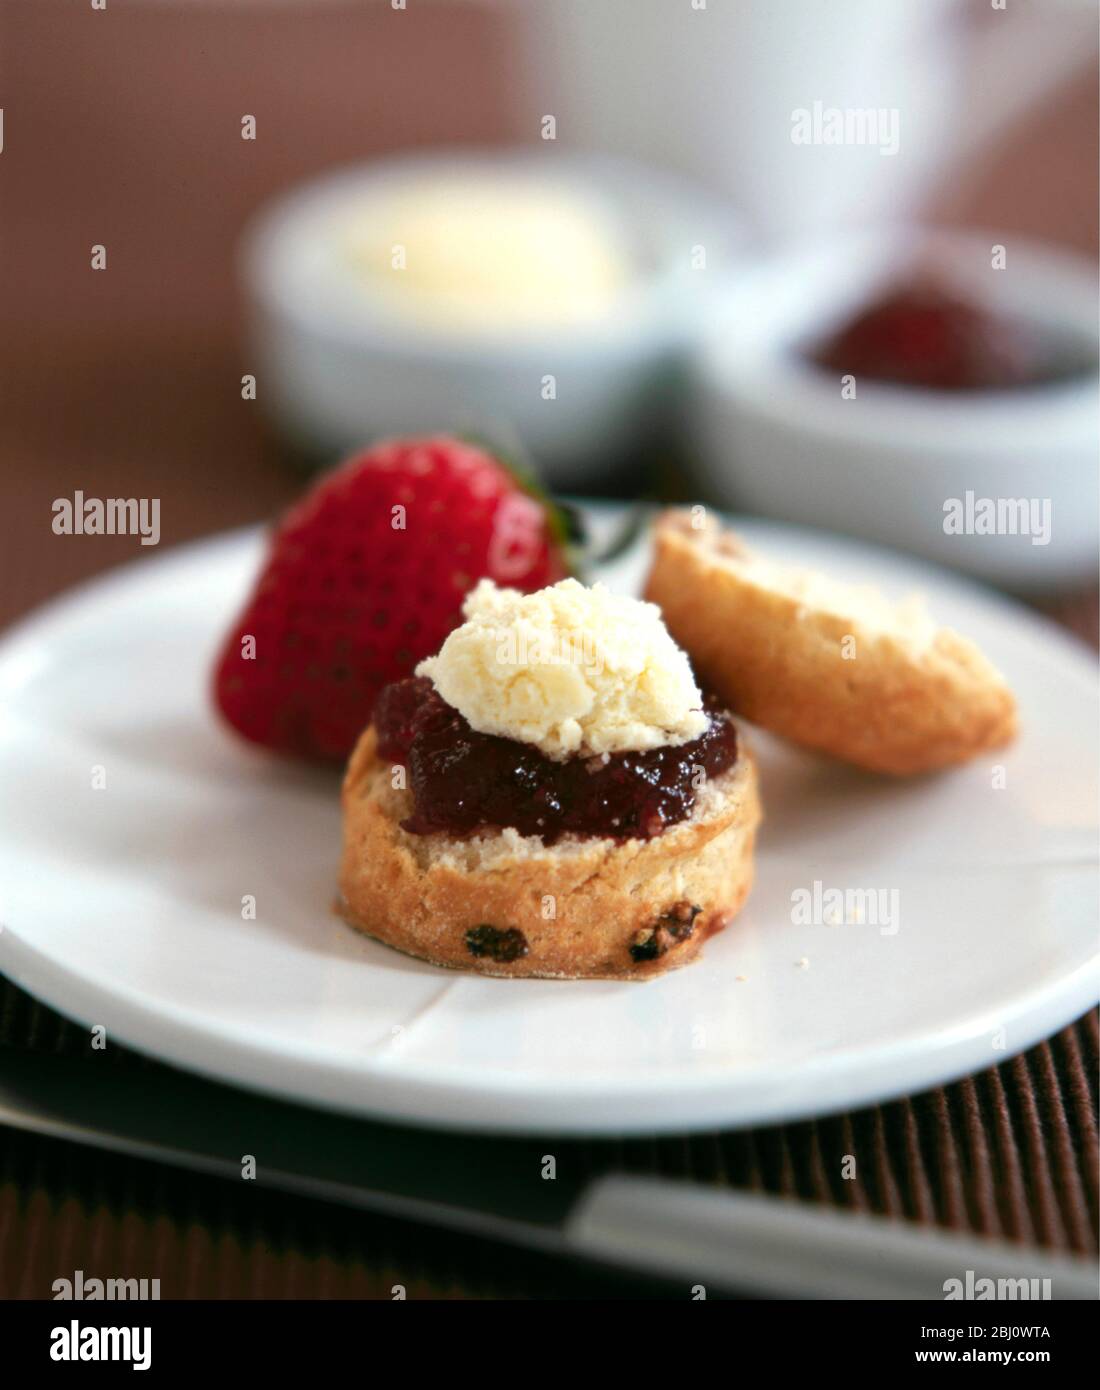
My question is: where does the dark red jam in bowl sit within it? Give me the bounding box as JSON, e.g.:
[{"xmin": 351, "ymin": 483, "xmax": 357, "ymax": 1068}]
[
  {"xmin": 373, "ymin": 676, "xmax": 737, "ymax": 844},
  {"xmin": 810, "ymin": 280, "xmax": 1088, "ymax": 392}
]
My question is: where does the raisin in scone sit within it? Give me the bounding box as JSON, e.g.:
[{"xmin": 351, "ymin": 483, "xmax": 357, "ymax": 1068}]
[
  {"xmin": 339, "ymin": 578, "xmax": 761, "ymax": 980},
  {"xmin": 644, "ymin": 510, "xmax": 1017, "ymax": 776}
]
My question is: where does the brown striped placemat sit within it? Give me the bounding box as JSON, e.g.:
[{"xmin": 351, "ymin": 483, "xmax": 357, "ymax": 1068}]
[{"xmin": 0, "ymin": 976, "xmax": 1094, "ymax": 1299}]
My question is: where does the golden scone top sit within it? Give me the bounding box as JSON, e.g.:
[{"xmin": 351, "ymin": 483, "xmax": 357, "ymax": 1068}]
[
  {"xmin": 645, "ymin": 510, "xmax": 1017, "ymax": 775},
  {"xmin": 658, "ymin": 510, "xmax": 939, "ymax": 649}
]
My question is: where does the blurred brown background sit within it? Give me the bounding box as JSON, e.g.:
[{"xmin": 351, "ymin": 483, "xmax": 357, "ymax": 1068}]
[
  {"xmin": 1, "ymin": 0, "xmax": 530, "ymax": 628},
  {"xmin": 0, "ymin": 0, "xmax": 1096, "ymax": 632}
]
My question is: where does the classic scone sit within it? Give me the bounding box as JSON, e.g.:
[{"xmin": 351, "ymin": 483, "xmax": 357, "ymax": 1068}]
[
  {"xmin": 644, "ymin": 510, "xmax": 1017, "ymax": 776},
  {"xmin": 339, "ymin": 579, "xmax": 761, "ymax": 980}
]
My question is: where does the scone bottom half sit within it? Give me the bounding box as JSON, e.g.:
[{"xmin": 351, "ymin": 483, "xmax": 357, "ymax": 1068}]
[{"xmin": 338, "ymin": 722, "xmax": 761, "ymax": 983}]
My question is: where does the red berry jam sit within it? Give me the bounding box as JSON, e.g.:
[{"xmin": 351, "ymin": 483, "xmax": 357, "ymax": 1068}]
[
  {"xmin": 810, "ymin": 280, "xmax": 1086, "ymax": 391},
  {"xmin": 374, "ymin": 677, "xmax": 738, "ymax": 843}
]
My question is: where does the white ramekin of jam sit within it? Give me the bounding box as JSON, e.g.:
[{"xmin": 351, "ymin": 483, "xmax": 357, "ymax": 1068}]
[{"xmin": 691, "ymin": 227, "xmax": 1098, "ymax": 590}]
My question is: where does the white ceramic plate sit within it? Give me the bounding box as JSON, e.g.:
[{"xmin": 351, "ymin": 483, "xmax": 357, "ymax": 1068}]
[{"xmin": 0, "ymin": 511, "xmax": 1096, "ymax": 1135}]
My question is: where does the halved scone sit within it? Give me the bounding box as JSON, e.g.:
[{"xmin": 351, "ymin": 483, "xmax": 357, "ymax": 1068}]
[
  {"xmin": 339, "ymin": 725, "xmax": 761, "ymax": 981},
  {"xmin": 645, "ymin": 510, "xmax": 1017, "ymax": 776}
]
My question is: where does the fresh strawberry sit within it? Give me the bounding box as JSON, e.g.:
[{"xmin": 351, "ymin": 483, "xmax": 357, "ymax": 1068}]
[{"xmin": 213, "ymin": 437, "xmax": 570, "ymax": 762}]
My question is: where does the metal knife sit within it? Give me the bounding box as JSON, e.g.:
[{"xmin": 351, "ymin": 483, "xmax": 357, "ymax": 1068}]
[{"xmin": 2, "ymin": 1052, "xmax": 1095, "ymax": 1299}]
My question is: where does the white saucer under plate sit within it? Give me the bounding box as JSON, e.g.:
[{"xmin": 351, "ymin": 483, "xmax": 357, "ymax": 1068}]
[{"xmin": 0, "ymin": 509, "xmax": 1096, "ymax": 1135}]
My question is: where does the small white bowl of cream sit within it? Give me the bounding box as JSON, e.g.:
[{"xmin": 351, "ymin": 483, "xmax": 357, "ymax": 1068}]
[{"xmin": 241, "ymin": 150, "xmax": 737, "ymax": 484}]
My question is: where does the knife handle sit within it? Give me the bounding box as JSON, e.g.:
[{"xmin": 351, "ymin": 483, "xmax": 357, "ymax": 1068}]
[{"xmin": 566, "ymin": 1176, "xmax": 1099, "ymax": 1300}]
